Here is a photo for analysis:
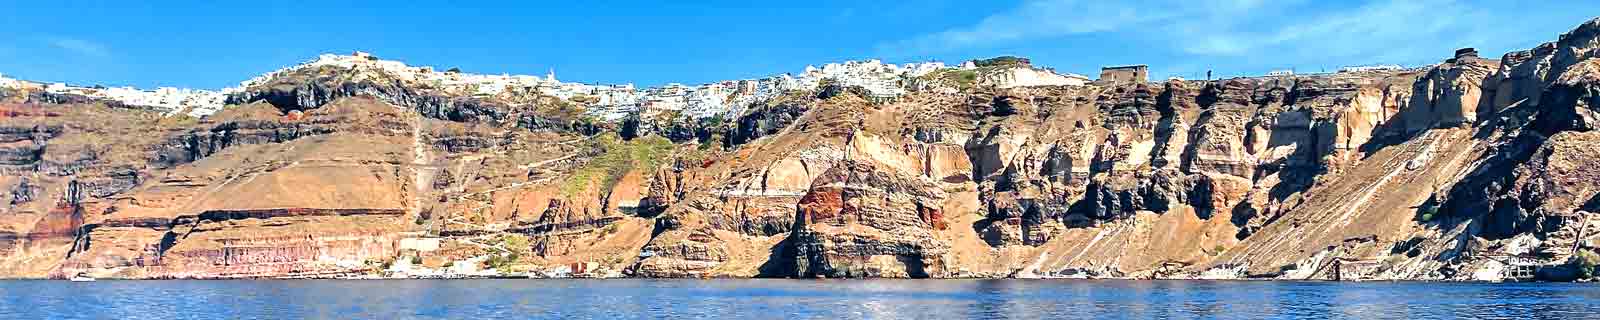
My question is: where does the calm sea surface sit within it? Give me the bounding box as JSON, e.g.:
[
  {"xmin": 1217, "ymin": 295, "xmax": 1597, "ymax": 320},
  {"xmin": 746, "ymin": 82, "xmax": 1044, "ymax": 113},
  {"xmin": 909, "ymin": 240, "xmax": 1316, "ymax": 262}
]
[{"xmin": 1, "ymin": 279, "xmax": 1596, "ymax": 319}]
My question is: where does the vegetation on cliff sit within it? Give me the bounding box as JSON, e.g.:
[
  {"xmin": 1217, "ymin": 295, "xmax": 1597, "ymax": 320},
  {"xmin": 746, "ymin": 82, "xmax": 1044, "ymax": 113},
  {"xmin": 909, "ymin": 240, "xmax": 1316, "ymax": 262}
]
[{"xmin": 560, "ymin": 134, "xmax": 673, "ymax": 197}]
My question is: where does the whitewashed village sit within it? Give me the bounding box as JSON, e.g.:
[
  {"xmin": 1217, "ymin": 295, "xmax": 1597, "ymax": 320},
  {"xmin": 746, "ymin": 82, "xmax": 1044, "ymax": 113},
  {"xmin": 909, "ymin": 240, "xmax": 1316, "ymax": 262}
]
[
  {"xmin": 0, "ymin": 51, "xmax": 1414, "ymax": 124},
  {"xmin": 0, "ymin": 52, "xmax": 1420, "ymax": 279},
  {"xmin": 1, "ymin": 52, "xmax": 1074, "ymax": 121}
]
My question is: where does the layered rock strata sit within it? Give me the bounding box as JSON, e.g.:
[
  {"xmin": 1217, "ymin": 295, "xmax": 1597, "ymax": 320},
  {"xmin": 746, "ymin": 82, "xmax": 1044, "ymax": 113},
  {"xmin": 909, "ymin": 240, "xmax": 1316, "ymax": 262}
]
[{"xmin": 2, "ymin": 18, "xmax": 1599, "ymax": 281}]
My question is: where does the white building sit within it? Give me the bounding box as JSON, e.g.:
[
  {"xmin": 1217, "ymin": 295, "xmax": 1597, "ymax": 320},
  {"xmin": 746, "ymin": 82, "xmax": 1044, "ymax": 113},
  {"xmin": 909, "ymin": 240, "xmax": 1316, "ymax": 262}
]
[
  {"xmin": 902, "ymin": 62, "xmax": 947, "ymax": 78},
  {"xmin": 46, "ymin": 83, "xmax": 72, "ymax": 94},
  {"xmin": 20, "ymin": 50, "xmax": 1102, "ymax": 123},
  {"xmin": 399, "ymin": 237, "xmax": 442, "ymax": 252},
  {"xmin": 0, "ymin": 73, "xmax": 19, "ymax": 89},
  {"xmin": 1339, "ymin": 64, "xmax": 1404, "ymax": 73},
  {"xmin": 30, "ymin": 80, "xmax": 227, "ymax": 117},
  {"xmin": 586, "ymin": 58, "xmax": 967, "ymax": 120}
]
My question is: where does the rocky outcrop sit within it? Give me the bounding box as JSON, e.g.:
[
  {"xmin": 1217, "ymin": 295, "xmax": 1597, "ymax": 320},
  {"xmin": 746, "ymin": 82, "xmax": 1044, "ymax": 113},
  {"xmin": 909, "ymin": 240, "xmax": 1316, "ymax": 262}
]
[
  {"xmin": 153, "ymin": 120, "xmax": 337, "ymax": 168},
  {"xmin": 791, "ymin": 159, "xmax": 949, "ymax": 278},
  {"xmin": 0, "ymin": 96, "xmax": 423, "ymax": 279},
  {"xmin": 1393, "ymin": 55, "xmax": 1497, "ymax": 135},
  {"xmin": 1437, "ymin": 19, "xmax": 1600, "ymax": 242},
  {"xmin": 226, "ymin": 66, "xmax": 599, "ymax": 134},
  {"xmin": 636, "ymin": 159, "xmax": 691, "ymax": 217},
  {"xmin": 726, "ymin": 98, "xmax": 810, "ymax": 147},
  {"xmin": 955, "ymin": 72, "xmax": 1418, "ymax": 248},
  {"xmin": 60, "ymin": 209, "xmax": 407, "ymax": 279},
  {"xmin": 1532, "ymin": 59, "xmax": 1600, "ymax": 134}
]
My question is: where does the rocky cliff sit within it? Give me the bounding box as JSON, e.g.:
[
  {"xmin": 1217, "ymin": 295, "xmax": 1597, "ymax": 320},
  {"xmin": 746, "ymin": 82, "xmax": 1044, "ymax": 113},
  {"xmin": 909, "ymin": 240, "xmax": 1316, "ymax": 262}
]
[{"xmin": 3, "ymin": 18, "xmax": 1600, "ymax": 281}]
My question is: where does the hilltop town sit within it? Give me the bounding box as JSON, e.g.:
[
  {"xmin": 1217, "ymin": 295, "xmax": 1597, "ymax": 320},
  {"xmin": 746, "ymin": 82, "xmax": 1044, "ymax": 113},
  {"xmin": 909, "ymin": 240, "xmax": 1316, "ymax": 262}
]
[
  {"xmin": 0, "ymin": 51, "xmax": 1425, "ymax": 125},
  {"xmin": 42, "ymin": 51, "xmax": 1459, "ymax": 126},
  {"xmin": 2, "ymin": 52, "xmax": 1090, "ymax": 122}
]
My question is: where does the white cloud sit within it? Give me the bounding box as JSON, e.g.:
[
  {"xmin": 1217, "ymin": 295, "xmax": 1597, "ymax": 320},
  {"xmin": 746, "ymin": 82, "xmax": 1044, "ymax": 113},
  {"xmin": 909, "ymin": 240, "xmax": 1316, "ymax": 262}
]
[
  {"xmin": 882, "ymin": 0, "xmax": 1516, "ymax": 69},
  {"xmin": 884, "ymin": 0, "xmax": 1277, "ymax": 53},
  {"xmin": 885, "ymin": 0, "xmax": 1162, "ymax": 52},
  {"xmin": 1192, "ymin": 0, "xmax": 1488, "ymax": 59},
  {"xmin": 49, "ymin": 37, "xmax": 110, "ymax": 58}
]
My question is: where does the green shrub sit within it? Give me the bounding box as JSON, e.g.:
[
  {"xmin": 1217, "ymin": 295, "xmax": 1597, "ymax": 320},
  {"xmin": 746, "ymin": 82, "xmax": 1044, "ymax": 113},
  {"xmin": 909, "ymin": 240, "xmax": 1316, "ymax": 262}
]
[
  {"xmin": 498, "ymin": 234, "xmax": 531, "ymax": 255},
  {"xmin": 698, "ymin": 134, "xmax": 720, "ymax": 150},
  {"xmin": 917, "ymin": 69, "xmax": 981, "ymax": 91},
  {"xmin": 1417, "ymin": 196, "xmax": 1440, "ymax": 221},
  {"xmin": 1572, "ymin": 250, "xmax": 1600, "ymax": 279},
  {"xmin": 972, "ymin": 56, "xmax": 1030, "ymax": 68},
  {"xmin": 483, "ymin": 255, "xmax": 503, "ymax": 269},
  {"xmin": 700, "ymin": 114, "xmax": 726, "ymax": 128},
  {"xmin": 484, "ymin": 252, "xmax": 522, "ymax": 272},
  {"xmin": 561, "ymin": 134, "xmax": 674, "ymax": 196}
]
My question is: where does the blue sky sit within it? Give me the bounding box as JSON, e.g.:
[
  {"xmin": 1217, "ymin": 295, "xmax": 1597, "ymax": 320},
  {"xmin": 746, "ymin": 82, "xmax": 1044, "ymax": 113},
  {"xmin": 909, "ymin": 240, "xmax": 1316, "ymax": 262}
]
[{"xmin": 1, "ymin": 1, "xmax": 1596, "ymax": 89}]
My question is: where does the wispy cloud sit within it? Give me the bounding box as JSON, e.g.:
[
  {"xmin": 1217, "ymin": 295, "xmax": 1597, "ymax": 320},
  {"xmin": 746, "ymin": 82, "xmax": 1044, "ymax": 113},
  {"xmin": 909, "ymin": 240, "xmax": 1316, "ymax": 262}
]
[
  {"xmin": 883, "ymin": 0, "xmax": 1277, "ymax": 53},
  {"xmin": 882, "ymin": 0, "xmax": 1520, "ymax": 72},
  {"xmin": 1179, "ymin": 0, "xmax": 1489, "ymax": 60},
  {"xmin": 884, "ymin": 0, "xmax": 1169, "ymax": 53},
  {"xmin": 48, "ymin": 37, "xmax": 110, "ymax": 58}
]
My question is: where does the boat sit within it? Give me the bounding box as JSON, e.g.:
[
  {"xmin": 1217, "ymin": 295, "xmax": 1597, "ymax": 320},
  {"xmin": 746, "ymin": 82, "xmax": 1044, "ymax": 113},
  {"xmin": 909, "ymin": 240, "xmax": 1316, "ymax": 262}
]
[{"xmin": 69, "ymin": 273, "xmax": 96, "ymax": 282}]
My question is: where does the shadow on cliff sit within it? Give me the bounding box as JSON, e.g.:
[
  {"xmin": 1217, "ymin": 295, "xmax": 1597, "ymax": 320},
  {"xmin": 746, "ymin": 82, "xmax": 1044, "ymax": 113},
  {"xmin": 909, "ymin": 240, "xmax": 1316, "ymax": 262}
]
[
  {"xmin": 1150, "ymin": 83, "xmax": 1183, "ymax": 169},
  {"xmin": 1423, "ymin": 63, "xmax": 1597, "ymax": 238},
  {"xmin": 1358, "ymin": 61, "xmax": 1505, "ymax": 157},
  {"xmin": 1260, "ymin": 110, "xmax": 1338, "ymax": 204},
  {"xmin": 754, "ymin": 231, "xmax": 796, "ymax": 278},
  {"xmin": 1186, "ymin": 80, "xmax": 1343, "ymax": 237},
  {"xmin": 1435, "ymin": 113, "xmax": 1547, "ymax": 239}
]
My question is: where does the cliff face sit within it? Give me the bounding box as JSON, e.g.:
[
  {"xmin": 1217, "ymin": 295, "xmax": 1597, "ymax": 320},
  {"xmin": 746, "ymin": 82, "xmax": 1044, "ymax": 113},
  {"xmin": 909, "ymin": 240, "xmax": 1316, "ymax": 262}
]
[
  {"xmin": 630, "ymin": 17, "xmax": 1600, "ymax": 280},
  {"xmin": 2, "ymin": 18, "xmax": 1599, "ymax": 280},
  {"xmin": 0, "ymin": 97, "xmax": 420, "ymax": 278},
  {"xmin": 627, "ymin": 69, "xmax": 1436, "ymax": 278}
]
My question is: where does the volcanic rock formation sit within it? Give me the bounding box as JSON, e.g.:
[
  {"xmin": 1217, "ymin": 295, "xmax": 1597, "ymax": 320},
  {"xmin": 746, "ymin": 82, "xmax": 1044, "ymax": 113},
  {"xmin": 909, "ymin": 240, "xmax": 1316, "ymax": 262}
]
[{"xmin": 1, "ymin": 18, "xmax": 1599, "ymax": 281}]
